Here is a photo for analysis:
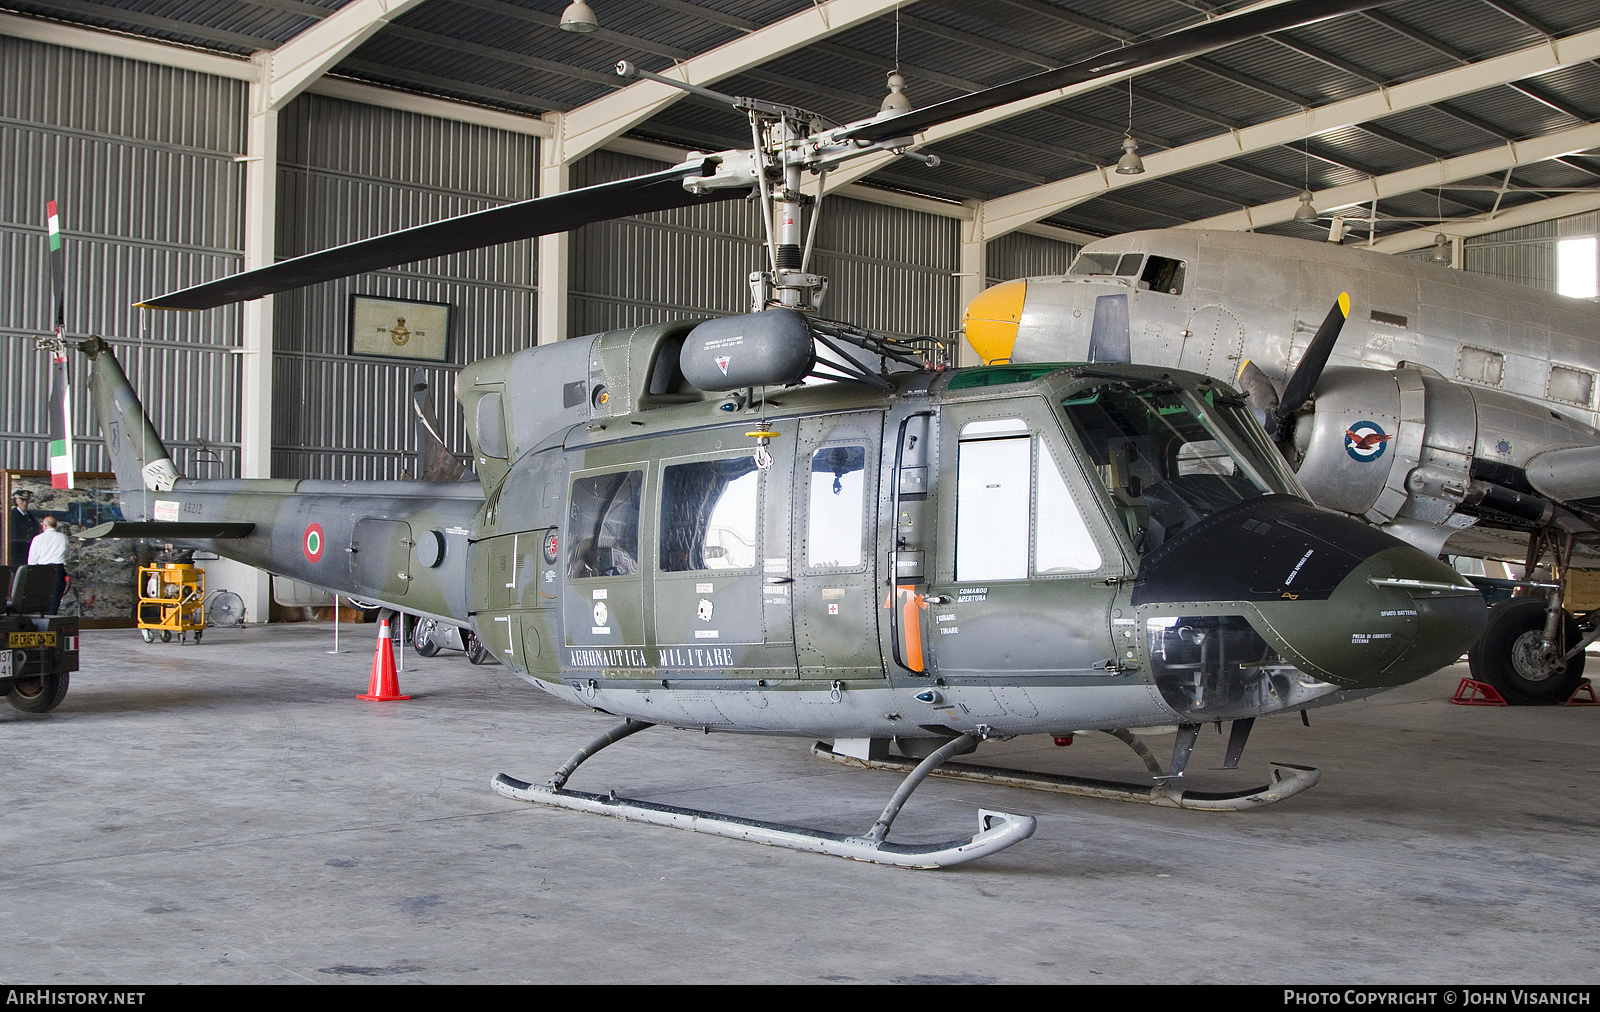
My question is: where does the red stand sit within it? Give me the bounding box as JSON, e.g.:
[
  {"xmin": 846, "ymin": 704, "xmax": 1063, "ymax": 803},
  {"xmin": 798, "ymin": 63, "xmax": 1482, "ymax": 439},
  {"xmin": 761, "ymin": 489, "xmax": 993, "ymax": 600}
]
[
  {"xmin": 358, "ymin": 617, "xmax": 411, "ymax": 701},
  {"xmin": 1565, "ymin": 679, "xmax": 1597, "ymax": 706},
  {"xmin": 1450, "ymin": 678, "xmax": 1508, "ymax": 706}
]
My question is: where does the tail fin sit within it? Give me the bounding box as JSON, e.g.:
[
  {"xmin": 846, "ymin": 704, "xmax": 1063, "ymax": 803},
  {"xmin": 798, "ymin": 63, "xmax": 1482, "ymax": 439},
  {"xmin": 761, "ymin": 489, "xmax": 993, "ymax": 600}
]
[{"xmin": 79, "ymin": 337, "xmax": 180, "ymax": 499}]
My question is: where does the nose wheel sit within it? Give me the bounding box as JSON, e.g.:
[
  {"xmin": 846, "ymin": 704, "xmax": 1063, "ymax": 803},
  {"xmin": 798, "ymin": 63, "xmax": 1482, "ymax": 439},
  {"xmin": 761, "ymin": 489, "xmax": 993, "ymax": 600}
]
[{"xmin": 1469, "ymin": 596, "xmax": 1587, "ymax": 705}]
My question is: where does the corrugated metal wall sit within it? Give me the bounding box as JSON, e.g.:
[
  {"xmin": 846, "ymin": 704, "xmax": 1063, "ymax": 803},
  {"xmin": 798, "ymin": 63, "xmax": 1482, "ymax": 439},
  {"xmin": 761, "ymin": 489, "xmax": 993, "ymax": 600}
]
[
  {"xmin": 571, "ymin": 151, "xmax": 964, "ymax": 341},
  {"xmin": 986, "ymin": 231, "xmax": 1081, "ymax": 286},
  {"xmin": 0, "ymin": 35, "xmax": 246, "ymax": 476},
  {"xmin": 1456, "ymin": 210, "xmax": 1600, "ymax": 292},
  {"xmin": 273, "ymin": 93, "xmax": 539, "ymax": 479}
]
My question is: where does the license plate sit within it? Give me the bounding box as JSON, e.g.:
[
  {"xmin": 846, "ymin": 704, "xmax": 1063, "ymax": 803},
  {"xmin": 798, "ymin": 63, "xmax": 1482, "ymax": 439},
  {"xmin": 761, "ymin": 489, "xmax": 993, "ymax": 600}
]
[{"xmin": 7, "ymin": 631, "xmax": 56, "ymax": 648}]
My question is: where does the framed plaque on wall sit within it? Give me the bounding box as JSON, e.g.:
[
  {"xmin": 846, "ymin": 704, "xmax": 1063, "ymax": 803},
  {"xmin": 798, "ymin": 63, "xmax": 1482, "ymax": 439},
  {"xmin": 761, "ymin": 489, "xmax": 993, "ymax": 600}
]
[{"xmin": 349, "ymin": 295, "xmax": 452, "ymax": 362}]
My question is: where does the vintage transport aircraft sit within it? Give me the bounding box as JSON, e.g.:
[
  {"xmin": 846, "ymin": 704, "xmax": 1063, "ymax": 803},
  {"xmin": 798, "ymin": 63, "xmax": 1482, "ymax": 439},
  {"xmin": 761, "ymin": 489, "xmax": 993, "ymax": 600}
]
[
  {"xmin": 58, "ymin": 0, "xmax": 1490, "ymax": 868},
  {"xmin": 963, "ymin": 227, "xmax": 1600, "ymax": 706}
]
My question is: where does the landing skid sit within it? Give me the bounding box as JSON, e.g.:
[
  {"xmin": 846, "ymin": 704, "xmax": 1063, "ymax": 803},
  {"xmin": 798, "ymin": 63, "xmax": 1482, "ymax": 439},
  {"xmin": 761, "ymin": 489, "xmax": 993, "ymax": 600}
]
[
  {"xmin": 493, "ymin": 719, "xmax": 1036, "ymax": 869},
  {"xmin": 813, "ymin": 729, "xmax": 1321, "ymax": 811}
]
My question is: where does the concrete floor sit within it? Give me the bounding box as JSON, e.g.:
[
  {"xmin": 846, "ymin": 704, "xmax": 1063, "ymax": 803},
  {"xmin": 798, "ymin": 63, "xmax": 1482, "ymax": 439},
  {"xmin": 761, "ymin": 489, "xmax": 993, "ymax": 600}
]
[{"xmin": 2, "ymin": 623, "xmax": 1597, "ymax": 985}]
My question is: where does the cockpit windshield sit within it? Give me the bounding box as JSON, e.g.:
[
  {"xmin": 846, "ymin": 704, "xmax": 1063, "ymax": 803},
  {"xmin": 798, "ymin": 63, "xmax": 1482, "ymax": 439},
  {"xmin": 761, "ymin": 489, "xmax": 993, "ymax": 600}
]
[
  {"xmin": 1060, "ymin": 379, "xmax": 1290, "ymax": 552},
  {"xmin": 1070, "ymin": 251, "xmax": 1142, "ymax": 277}
]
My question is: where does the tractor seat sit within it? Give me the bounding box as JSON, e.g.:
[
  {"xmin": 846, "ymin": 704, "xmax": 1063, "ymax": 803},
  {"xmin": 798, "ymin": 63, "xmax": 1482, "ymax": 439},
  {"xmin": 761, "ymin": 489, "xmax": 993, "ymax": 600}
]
[{"xmin": 7, "ymin": 564, "xmax": 58, "ymax": 614}]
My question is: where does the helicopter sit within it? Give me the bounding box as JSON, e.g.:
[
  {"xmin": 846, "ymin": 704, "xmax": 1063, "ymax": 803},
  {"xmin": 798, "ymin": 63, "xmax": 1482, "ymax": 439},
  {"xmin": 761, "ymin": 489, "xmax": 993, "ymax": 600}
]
[{"xmin": 72, "ymin": 0, "xmax": 1487, "ymax": 868}]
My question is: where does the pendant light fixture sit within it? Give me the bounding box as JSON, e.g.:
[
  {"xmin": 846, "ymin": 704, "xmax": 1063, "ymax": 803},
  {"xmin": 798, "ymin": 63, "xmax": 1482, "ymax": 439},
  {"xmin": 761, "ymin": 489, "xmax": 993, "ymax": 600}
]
[
  {"xmin": 560, "ymin": 1, "xmax": 599, "ymax": 33},
  {"xmin": 1115, "ymin": 74, "xmax": 1143, "ymax": 175}
]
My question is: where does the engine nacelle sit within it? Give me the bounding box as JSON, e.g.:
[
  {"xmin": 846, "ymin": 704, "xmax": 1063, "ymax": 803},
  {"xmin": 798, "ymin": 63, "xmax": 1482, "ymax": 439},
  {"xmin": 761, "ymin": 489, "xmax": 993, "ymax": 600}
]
[{"xmin": 1293, "ymin": 366, "xmax": 1600, "ymax": 554}]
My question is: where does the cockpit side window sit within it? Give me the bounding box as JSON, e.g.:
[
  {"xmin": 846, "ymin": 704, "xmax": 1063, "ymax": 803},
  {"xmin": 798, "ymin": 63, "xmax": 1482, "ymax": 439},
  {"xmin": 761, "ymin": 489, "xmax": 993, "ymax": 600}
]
[
  {"xmin": 1140, "ymin": 255, "xmax": 1185, "ymax": 295},
  {"xmin": 1115, "ymin": 253, "xmax": 1143, "ymax": 276}
]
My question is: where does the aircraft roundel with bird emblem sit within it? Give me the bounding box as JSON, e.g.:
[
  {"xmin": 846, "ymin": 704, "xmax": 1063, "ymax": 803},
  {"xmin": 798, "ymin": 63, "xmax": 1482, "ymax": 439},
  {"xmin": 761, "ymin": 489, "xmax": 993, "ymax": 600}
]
[{"xmin": 1345, "ymin": 421, "xmax": 1393, "ymax": 462}]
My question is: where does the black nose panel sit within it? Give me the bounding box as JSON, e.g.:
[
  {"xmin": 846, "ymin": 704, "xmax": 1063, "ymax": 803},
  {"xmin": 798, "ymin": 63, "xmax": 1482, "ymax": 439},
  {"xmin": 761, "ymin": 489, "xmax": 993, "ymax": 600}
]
[{"xmin": 1131, "ymin": 494, "xmax": 1401, "ymax": 607}]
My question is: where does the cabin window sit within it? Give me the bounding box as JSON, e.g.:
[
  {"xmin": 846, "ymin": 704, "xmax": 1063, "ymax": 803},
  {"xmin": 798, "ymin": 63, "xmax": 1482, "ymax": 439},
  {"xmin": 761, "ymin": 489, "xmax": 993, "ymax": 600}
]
[
  {"xmin": 1070, "ymin": 251, "xmax": 1125, "ymax": 276},
  {"xmin": 659, "ymin": 458, "xmax": 760, "ymax": 572},
  {"xmin": 1457, "ymin": 346, "xmax": 1504, "ymax": 387},
  {"xmin": 475, "ymin": 391, "xmax": 507, "ymax": 458},
  {"xmin": 566, "ymin": 470, "xmax": 643, "ymax": 578},
  {"xmin": 1139, "ymin": 255, "xmax": 1185, "ymax": 295},
  {"xmin": 1549, "ymin": 365, "xmax": 1594, "ymax": 407},
  {"xmin": 807, "ymin": 446, "xmax": 867, "ymax": 569},
  {"xmin": 955, "ymin": 427, "xmax": 1100, "ymax": 581}
]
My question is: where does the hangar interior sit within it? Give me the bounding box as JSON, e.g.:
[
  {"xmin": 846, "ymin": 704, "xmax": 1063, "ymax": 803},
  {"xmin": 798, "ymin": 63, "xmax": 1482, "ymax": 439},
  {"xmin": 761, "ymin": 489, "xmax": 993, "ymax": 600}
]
[{"xmin": 5, "ymin": 2, "xmax": 1600, "ymax": 985}]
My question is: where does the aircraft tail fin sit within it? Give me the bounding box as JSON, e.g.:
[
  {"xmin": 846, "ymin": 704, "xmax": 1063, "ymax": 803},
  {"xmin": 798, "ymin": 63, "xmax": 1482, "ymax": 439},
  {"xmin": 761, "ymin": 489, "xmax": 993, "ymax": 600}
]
[{"xmin": 79, "ymin": 337, "xmax": 180, "ymax": 500}]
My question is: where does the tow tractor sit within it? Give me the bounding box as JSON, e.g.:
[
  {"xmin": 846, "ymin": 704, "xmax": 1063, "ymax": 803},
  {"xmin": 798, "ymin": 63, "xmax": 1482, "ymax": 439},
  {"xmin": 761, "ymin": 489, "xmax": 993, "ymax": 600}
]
[{"xmin": 1, "ymin": 564, "xmax": 80, "ymax": 713}]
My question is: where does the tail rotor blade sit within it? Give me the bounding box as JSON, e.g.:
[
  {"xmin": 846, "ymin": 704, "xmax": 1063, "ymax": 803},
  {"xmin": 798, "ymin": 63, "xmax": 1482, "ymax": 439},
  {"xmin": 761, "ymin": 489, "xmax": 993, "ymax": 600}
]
[
  {"xmin": 1269, "ymin": 292, "xmax": 1350, "ymax": 441},
  {"xmin": 48, "ymin": 350, "xmax": 74, "ymax": 490},
  {"xmin": 47, "ymin": 199, "xmax": 65, "ymax": 336}
]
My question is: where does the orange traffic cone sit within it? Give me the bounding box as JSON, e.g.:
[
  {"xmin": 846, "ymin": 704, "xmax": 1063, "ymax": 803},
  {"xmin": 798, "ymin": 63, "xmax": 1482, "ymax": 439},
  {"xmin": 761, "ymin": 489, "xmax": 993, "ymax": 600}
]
[{"xmin": 358, "ymin": 617, "xmax": 411, "ymax": 701}]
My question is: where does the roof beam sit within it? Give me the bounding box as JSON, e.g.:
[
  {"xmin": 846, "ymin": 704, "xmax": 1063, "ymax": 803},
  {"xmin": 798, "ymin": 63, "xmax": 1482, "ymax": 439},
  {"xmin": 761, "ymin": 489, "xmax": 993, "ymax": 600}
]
[
  {"xmin": 262, "ymin": 0, "xmax": 431, "ymax": 110},
  {"xmin": 0, "ymin": 10, "xmax": 257, "ymax": 79},
  {"xmin": 1371, "ymin": 188, "xmax": 1600, "ymax": 253},
  {"xmin": 968, "ymin": 23, "xmax": 1600, "ymax": 241},
  {"xmin": 551, "ymin": 0, "xmax": 916, "ymax": 165},
  {"xmin": 1181, "ymin": 120, "xmax": 1600, "ymax": 232}
]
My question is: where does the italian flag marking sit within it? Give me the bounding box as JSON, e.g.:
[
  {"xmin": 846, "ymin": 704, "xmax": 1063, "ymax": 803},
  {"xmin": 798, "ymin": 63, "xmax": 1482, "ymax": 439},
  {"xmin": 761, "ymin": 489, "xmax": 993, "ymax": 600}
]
[{"xmin": 47, "ymin": 200, "xmax": 61, "ymax": 252}]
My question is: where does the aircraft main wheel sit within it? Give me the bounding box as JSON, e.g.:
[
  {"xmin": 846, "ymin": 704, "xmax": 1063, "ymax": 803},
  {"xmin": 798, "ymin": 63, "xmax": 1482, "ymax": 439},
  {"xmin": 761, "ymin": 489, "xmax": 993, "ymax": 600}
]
[
  {"xmin": 1468, "ymin": 597, "xmax": 1586, "ymax": 705},
  {"xmin": 6, "ymin": 671, "xmax": 69, "ymax": 713},
  {"xmin": 140, "ymin": 628, "xmax": 154, "ymax": 643},
  {"xmin": 413, "ymin": 618, "xmax": 441, "ymax": 657},
  {"xmin": 465, "ymin": 633, "xmax": 495, "ymax": 666}
]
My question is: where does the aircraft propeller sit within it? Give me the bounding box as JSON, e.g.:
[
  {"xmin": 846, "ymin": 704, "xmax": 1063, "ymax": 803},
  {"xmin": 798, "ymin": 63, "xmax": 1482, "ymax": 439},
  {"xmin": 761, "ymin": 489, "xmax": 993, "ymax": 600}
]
[{"xmin": 1249, "ymin": 291, "xmax": 1351, "ymax": 445}]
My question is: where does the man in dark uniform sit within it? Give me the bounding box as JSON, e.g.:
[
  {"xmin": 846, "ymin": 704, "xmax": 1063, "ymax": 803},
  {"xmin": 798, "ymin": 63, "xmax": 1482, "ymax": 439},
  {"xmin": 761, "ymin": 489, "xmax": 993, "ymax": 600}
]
[{"xmin": 8, "ymin": 490, "xmax": 40, "ymax": 568}]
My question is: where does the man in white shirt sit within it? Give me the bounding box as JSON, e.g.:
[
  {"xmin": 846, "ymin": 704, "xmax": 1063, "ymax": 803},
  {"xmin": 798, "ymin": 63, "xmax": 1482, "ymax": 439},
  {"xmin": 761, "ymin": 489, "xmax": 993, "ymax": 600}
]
[{"xmin": 27, "ymin": 516, "xmax": 69, "ymax": 612}]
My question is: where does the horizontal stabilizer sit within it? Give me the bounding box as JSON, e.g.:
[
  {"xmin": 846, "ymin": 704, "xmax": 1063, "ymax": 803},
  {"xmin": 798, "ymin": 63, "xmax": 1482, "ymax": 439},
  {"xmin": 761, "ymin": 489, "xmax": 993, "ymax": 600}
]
[{"xmin": 79, "ymin": 521, "xmax": 256, "ymax": 540}]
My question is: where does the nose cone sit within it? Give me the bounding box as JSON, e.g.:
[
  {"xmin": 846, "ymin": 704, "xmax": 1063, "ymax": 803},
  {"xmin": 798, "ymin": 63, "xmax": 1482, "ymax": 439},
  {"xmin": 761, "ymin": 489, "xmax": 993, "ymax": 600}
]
[
  {"xmin": 1133, "ymin": 496, "xmax": 1484, "ymax": 712},
  {"xmin": 962, "ymin": 279, "xmax": 1026, "ymax": 365}
]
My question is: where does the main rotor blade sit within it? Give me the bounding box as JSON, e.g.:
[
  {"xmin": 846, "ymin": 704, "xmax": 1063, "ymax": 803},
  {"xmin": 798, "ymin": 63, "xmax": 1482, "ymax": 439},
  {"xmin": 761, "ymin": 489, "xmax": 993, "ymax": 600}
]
[
  {"xmin": 139, "ymin": 161, "xmax": 742, "ymax": 311},
  {"xmin": 1271, "ymin": 291, "xmax": 1350, "ymax": 439},
  {"xmin": 47, "ymin": 199, "xmax": 66, "ymax": 335},
  {"xmin": 839, "ymin": 0, "xmax": 1387, "ymax": 145}
]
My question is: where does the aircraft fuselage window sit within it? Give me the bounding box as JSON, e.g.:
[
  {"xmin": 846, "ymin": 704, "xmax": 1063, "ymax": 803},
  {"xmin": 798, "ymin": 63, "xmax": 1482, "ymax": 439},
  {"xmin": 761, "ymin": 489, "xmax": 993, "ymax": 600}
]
[
  {"xmin": 1549, "ymin": 365, "xmax": 1594, "ymax": 407},
  {"xmin": 1062, "ymin": 383, "xmax": 1281, "ymax": 551},
  {"xmin": 1140, "ymin": 255, "xmax": 1185, "ymax": 295},
  {"xmin": 955, "ymin": 427, "xmax": 1101, "ymax": 581},
  {"xmin": 660, "ymin": 458, "xmax": 760, "ymax": 572},
  {"xmin": 1457, "ymin": 346, "xmax": 1505, "ymax": 387},
  {"xmin": 475, "ymin": 391, "xmax": 507, "ymax": 458},
  {"xmin": 567, "ymin": 470, "xmax": 643, "ymax": 578},
  {"xmin": 807, "ymin": 445, "xmax": 867, "ymax": 569}
]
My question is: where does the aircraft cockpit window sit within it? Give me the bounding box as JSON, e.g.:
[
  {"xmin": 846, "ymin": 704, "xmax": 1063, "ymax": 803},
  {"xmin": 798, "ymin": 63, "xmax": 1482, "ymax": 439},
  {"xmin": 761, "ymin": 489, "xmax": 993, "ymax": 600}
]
[
  {"xmin": 1069, "ymin": 251, "xmax": 1124, "ymax": 276},
  {"xmin": 1139, "ymin": 255, "xmax": 1185, "ymax": 295},
  {"xmin": 807, "ymin": 446, "xmax": 867, "ymax": 569},
  {"xmin": 475, "ymin": 392, "xmax": 508, "ymax": 459},
  {"xmin": 1061, "ymin": 383, "xmax": 1281, "ymax": 552},
  {"xmin": 659, "ymin": 458, "xmax": 760, "ymax": 572},
  {"xmin": 1115, "ymin": 253, "xmax": 1143, "ymax": 276},
  {"xmin": 567, "ymin": 469, "xmax": 643, "ymax": 578}
]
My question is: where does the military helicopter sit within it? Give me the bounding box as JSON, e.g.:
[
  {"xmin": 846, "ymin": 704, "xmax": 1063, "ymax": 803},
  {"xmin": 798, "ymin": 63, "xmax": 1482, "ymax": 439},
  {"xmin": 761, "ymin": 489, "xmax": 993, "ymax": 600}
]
[{"xmin": 76, "ymin": 0, "xmax": 1487, "ymax": 868}]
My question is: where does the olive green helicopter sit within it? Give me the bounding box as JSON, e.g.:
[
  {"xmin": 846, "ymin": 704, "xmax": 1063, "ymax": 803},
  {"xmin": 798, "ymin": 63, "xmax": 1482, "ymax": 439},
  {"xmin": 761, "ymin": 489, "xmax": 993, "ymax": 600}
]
[{"xmin": 73, "ymin": 0, "xmax": 1485, "ymax": 868}]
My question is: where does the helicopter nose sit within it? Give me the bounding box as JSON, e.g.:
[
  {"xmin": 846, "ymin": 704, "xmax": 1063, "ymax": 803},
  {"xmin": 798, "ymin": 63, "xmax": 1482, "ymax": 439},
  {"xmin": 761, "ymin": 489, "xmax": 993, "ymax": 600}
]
[{"xmin": 1131, "ymin": 496, "xmax": 1485, "ymax": 715}]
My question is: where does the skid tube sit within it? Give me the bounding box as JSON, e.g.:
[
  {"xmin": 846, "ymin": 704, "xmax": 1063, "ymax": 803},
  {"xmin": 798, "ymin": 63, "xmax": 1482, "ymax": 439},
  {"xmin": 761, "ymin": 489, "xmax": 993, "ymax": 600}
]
[
  {"xmin": 493, "ymin": 719, "xmax": 1036, "ymax": 869},
  {"xmin": 813, "ymin": 728, "xmax": 1320, "ymax": 811}
]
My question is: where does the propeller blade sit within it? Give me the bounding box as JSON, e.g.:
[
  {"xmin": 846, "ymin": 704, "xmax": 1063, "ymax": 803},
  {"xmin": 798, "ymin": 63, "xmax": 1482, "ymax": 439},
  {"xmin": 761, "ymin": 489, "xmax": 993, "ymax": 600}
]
[
  {"xmin": 839, "ymin": 0, "xmax": 1387, "ymax": 145},
  {"xmin": 139, "ymin": 160, "xmax": 743, "ymax": 311},
  {"xmin": 46, "ymin": 199, "xmax": 66, "ymax": 336},
  {"xmin": 1269, "ymin": 292, "xmax": 1350, "ymax": 440}
]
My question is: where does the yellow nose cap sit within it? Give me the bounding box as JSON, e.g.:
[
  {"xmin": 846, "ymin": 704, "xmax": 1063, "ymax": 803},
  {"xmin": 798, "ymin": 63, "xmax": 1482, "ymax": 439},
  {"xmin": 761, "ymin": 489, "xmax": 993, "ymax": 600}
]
[{"xmin": 963, "ymin": 280, "xmax": 1026, "ymax": 365}]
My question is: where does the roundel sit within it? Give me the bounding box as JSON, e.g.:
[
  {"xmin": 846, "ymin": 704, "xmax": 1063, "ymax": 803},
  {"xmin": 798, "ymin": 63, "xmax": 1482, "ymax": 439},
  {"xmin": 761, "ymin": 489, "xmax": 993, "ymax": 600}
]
[
  {"xmin": 303, "ymin": 522, "xmax": 326, "ymax": 563},
  {"xmin": 1344, "ymin": 420, "xmax": 1393, "ymax": 462},
  {"xmin": 543, "ymin": 531, "xmax": 559, "ymax": 564}
]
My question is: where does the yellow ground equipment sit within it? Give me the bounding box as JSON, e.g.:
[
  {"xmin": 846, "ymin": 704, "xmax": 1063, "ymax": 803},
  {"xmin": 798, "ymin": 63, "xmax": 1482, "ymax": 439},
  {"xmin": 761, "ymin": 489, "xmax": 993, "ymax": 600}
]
[{"xmin": 137, "ymin": 561, "xmax": 205, "ymax": 643}]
